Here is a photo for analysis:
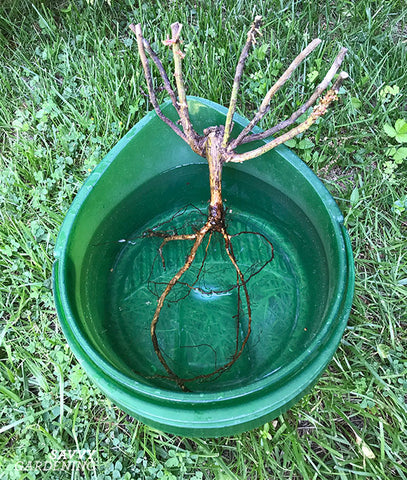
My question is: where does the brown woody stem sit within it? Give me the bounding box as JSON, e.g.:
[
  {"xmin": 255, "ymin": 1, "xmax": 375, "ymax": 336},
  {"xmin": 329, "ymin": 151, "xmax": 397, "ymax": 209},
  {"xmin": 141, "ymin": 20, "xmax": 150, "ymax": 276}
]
[
  {"xmin": 141, "ymin": 36, "xmax": 180, "ymax": 113},
  {"xmin": 130, "ymin": 23, "xmax": 188, "ymax": 143},
  {"xmin": 222, "ymin": 15, "xmax": 262, "ymax": 147},
  {"xmin": 239, "ymin": 47, "xmax": 348, "ymax": 145},
  {"xmin": 229, "ymin": 38, "xmax": 322, "ymax": 150},
  {"xmin": 204, "ymin": 126, "xmax": 226, "ymax": 225},
  {"xmin": 170, "ymin": 22, "xmax": 201, "ymax": 150},
  {"xmin": 226, "ymin": 72, "xmax": 348, "ymax": 163}
]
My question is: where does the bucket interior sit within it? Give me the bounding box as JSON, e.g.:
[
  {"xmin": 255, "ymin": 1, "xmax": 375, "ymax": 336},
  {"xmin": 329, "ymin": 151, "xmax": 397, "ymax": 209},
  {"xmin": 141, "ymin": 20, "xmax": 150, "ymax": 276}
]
[{"xmin": 64, "ymin": 163, "xmax": 340, "ymax": 392}]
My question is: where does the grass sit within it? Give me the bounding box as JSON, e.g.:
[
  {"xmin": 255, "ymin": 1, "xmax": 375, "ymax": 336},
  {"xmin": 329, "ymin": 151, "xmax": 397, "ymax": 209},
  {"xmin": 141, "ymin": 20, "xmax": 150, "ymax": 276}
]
[{"xmin": 0, "ymin": 0, "xmax": 406, "ymax": 478}]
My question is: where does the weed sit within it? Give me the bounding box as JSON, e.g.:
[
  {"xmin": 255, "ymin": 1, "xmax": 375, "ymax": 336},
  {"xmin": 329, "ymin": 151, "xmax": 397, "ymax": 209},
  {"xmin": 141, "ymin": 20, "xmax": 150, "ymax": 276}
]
[{"xmin": 382, "ymin": 117, "xmax": 407, "ymax": 179}]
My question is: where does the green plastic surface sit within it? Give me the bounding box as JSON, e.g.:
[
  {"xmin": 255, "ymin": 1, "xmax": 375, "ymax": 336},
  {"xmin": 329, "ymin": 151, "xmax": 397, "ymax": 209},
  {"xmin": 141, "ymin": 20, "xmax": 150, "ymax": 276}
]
[{"xmin": 53, "ymin": 97, "xmax": 354, "ymax": 437}]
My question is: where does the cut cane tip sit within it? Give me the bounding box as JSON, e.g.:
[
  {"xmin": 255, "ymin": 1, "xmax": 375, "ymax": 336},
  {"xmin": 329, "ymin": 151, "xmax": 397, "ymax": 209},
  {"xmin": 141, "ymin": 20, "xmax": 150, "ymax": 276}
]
[
  {"xmin": 332, "ymin": 71, "xmax": 349, "ymax": 92},
  {"xmin": 129, "ymin": 23, "xmax": 141, "ymax": 35},
  {"xmin": 171, "ymin": 22, "xmax": 183, "ymax": 37},
  {"xmin": 253, "ymin": 16, "xmax": 263, "ymax": 31},
  {"xmin": 306, "ymin": 38, "xmax": 322, "ymax": 51}
]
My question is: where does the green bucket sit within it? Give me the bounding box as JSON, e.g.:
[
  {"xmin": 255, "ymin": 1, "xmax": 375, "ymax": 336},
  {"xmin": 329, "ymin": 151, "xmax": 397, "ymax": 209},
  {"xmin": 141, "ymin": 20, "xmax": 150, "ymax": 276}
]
[{"xmin": 53, "ymin": 97, "xmax": 354, "ymax": 437}]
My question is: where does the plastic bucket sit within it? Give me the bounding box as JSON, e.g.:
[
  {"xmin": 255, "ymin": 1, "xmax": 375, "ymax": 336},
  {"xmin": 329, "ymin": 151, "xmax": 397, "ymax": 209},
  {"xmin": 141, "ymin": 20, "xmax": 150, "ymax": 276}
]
[{"xmin": 53, "ymin": 97, "xmax": 354, "ymax": 437}]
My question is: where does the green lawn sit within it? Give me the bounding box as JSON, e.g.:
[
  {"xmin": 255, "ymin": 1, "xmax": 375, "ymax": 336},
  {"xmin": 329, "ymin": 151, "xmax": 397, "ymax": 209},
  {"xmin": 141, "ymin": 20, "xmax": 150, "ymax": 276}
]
[{"xmin": 0, "ymin": 0, "xmax": 406, "ymax": 478}]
